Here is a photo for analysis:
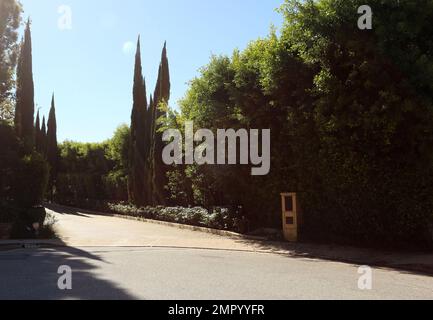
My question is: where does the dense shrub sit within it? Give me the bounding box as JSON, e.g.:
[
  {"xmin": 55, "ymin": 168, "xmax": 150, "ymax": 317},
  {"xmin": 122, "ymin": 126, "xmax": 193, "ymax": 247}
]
[
  {"xmin": 282, "ymin": 0, "xmax": 433, "ymax": 248},
  {"xmin": 1, "ymin": 122, "xmax": 49, "ymax": 210},
  {"xmin": 107, "ymin": 202, "xmax": 241, "ymax": 232},
  {"xmin": 0, "ymin": 122, "xmax": 50, "ymax": 236},
  {"xmin": 0, "ymin": 121, "xmax": 20, "ymax": 204},
  {"xmin": 207, "ymin": 207, "xmax": 243, "ymax": 231},
  {"xmin": 12, "ymin": 152, "xmax": 49, "ymax": 208}
]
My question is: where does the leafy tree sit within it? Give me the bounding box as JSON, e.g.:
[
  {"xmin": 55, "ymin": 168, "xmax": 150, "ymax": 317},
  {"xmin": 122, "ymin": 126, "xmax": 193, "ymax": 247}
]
[
  {"xmin": 108, "ymin": 124, "xmax": 130, "ymax": 171},
  {"xmin": 57, "ymin": 141, "xmax": 108, "ymax": 204},
  {"xmin": 277, "ymin": 0, "xmax": 433, "ymax": 246},
  {"xmin": 57, "ymin": 127, "xmax": 131, "ymax": 205},
  {"xmin": 0, "ymin": 0, "xmax": 22, "ymax": 122},
  {"xmin": 171, "ymin": 0, "xmax": 433, "ymax": 247},
  {"xmin": 106, "ymin": 125, "xmax": 130, "ymax": 201}
]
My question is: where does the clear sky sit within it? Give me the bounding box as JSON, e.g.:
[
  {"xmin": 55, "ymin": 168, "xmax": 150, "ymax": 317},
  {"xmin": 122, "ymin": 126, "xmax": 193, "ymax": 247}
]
[{"xmin": 20, "ymin": 0, "xmax": 284, "ymax": 142}]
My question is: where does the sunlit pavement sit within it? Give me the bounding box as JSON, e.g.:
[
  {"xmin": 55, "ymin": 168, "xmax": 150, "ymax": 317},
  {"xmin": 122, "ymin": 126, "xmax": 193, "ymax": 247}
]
[{"xmin": 48, "ymin": 205, "xmax": 263, "ymax": 251}]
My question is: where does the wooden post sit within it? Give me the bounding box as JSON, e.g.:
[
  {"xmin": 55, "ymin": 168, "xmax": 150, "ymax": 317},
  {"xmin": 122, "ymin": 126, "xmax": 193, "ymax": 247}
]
[{"xmin": 281, "ymin": 193, "xmax": 300, "ymax": 242}]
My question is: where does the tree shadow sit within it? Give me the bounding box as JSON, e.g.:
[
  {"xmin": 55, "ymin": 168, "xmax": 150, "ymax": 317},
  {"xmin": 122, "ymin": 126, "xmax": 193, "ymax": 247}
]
[
  {"xmin": 233, "ymin": 238, "xmax": 433, "ymax": 277},
  {"xmin": 44, "ymin": 203, "xmax": 92, "ymax": 218},
  {"xmin": 0, "ymin": 243, "xmax": 139, "ymax": 300}
]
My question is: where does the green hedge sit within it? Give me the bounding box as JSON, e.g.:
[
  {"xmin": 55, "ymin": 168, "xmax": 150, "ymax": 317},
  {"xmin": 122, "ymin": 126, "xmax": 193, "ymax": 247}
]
[
  {"xmin": 1, "ymin": 122, "xmax": 49, "ymax": 211},
  {"xmin": 108, "ymin": 203, "xmax": 242, "ymax": 232},
  {"xmin": 12, "ymin": 152, "xmax": 49, "ymax": 208}
]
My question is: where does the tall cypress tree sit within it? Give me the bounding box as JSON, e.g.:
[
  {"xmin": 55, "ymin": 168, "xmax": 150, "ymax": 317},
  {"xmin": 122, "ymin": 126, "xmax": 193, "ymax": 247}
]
[
  {"xmin": 35, "ymin": 109, "xmax": 41, "ymax": 152},
  {"xmin": 150, "ymin": 42, "xmax": 171, "ymax": 205},
  {"xmin": 41, "ymin": 115, "xmax": 47, "ymax": 156},
  {"xmin": 47, "ymin": 94, "xmax": 58, "ymax": 200},
  {"xmin": 14, "ymin": 19, "xmax": 35, "ymax": 151},
  {"xmin": 145, "ymin": 94, "xmax": 154, "ymax": 200},
  {"xmin": 129, "ymin": 36, "xmax": 148, "ymax": 206}
]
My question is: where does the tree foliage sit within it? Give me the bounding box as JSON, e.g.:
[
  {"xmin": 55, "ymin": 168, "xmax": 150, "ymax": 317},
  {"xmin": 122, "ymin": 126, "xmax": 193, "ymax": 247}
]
[
  {"xmin": 57, "ymin": 125, "xmax": 130, "ymax": 205},
  {"xmin": 169, "ymin": 0, "xmax": 433, "ymax": 247},
  {"xmin": 0, "ymin": 4, "xmax": 50, "ymax": 225},
  {"xmin": 128, "ymin": 41, "xmax": 171, "ymax": 207},
  {"xmin": 129, "ymin": 37, "xmax": 149, "ymax": 206},
  {"xmin": 46, "ymin": 94, "xmax": 58, "ymax": 198},
  {"xmin": 0, "ymin": 0, "xmax": 21, "ymax": 122},
  {"xmin": 150, "ymin": 42, "xmax": 171, "ymax": 205},
  {"xmin": 48, "ymin": 0, "xmax": 433, "ymax": 247},
  {"xmin": 0, "ymin": 121, "xmax": 49, "ymax": 211},
  {"xmin": 14, "ymin": 19, "xmax": 35, "ymax": 151}
]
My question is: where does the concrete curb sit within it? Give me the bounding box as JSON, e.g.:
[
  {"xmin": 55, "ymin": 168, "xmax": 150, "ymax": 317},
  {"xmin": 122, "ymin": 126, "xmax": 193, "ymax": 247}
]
[
  {"xmin": 0, "ymin": 239, "xmax": 64, "ymax": 250},
  {"xmin": 110, "ymin": 214, "xmax": 268, "ymax": 241},
  {"xmin": 45, "ymin": 204, "xmax": 268, "ymax": 241}
]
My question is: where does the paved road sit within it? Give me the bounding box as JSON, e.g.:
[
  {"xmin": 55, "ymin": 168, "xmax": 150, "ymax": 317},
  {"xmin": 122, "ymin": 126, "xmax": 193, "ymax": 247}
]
[
  {"xmin": 0, "ymin": 206, "xmax": 432, "ymax": 300},
  {"xmin": 1, "ymin": 247, "xmax": 433, "ymax": 300}
]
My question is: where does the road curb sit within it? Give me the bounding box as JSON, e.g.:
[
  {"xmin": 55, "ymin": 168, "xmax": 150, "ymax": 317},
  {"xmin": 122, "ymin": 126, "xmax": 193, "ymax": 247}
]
[
  {"xmin": 0, "ymin": 239, "xmax": 65, "ymax": 250},
  {"xmin": 110, "ymin": 214, "xmax": 267, "ymax": 241}
]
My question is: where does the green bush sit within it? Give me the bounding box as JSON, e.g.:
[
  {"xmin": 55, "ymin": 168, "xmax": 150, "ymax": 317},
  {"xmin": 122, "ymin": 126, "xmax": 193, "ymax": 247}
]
[
  {"xmin": 12, "ymin": 152, "xmax": 49, "ymax": 208},
  {"xmin": 107, "ymin": 202, "xmax": 239, "ymax": 231},
  {"xmin": 208, "ymin": 207, "xmax": 241, "ymax": 231},
  {"xmin": 0, "ymin": 121, "xmax": 20, "ymax": 204}
]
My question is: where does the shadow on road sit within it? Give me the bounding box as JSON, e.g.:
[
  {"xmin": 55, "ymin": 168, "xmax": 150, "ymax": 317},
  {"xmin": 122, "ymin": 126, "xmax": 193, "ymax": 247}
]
[
  {"xmin": 234, "ymin": 237, "xmax": 433, "ymax": 277},
  {"xmin": 45, "ymin": 203, "xmax": 92, "ymax": 218},
  {"xmin": 0, "ymin": 241, "xmax": 138, "ymax": 300}
]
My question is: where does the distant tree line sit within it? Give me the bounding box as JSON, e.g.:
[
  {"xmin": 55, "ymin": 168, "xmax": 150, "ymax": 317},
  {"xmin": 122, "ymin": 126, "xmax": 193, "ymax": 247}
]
[{"xmin": 56, "ymin": 125, "xmax": 130, "ymax": 207}]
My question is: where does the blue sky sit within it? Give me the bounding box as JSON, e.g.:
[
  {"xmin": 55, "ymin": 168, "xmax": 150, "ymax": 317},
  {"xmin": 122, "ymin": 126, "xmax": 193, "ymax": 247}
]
[{"xmin": 20, "ymin": 0, "xmax": 284, "ymax": 142}]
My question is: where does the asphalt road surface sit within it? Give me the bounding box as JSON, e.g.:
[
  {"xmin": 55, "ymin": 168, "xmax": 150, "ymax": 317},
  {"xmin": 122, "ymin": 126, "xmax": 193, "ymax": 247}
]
[{"xmin": 0, "ymin": 206, "xmax": 432, "ymax": 300}]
